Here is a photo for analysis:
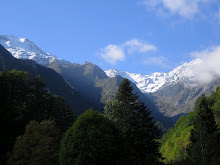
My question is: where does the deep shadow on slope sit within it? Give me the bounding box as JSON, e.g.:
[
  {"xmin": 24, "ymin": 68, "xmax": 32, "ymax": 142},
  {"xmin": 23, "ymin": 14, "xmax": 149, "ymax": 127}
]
[
  {"xmin": 49, "ymin": 60, "xmax": 182, "ymax": 128},
  {"xmin": 0, "ymin": 44, "xmax": 91, "ymax": 115}
]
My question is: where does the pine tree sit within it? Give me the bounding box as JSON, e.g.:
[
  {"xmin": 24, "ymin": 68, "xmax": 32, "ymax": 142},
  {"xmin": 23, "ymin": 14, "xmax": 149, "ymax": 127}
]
[
  {"xmin": 104, "ymin": 79, "xmax": 160, "ymax": 164},
  {"xmin": 189, "ymin": 94, "xmax": 220, "ymax": 164},
  {"xmin": 129, "ymin": 102, "xmax": 160, "ymax": 164},
  {"xmin": 104, "ymin": 79, "xmax": 138, "ymax": 135}
]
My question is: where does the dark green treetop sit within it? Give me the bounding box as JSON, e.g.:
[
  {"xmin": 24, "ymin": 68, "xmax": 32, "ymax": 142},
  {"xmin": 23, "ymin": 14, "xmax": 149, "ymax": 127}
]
[
  {"xmin": 104, "ymin": 78, "xmax": 160, "ymax": 164},
  {"xmin": 190, "ymin": 94, "xmax": 220, "ymax": 164},
  {"xmin": 8, "ymin": 120, "xmax": 60, "ymax": 165},
  {"xmin": 59, "ymin": 108, "xmax": 120, "ymax": 165}
]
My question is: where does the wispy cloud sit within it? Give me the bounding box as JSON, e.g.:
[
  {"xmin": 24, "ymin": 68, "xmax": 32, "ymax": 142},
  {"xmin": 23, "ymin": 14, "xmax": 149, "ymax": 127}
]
[
  {"xmin": 99, "ymin": 39, "xmax": 157, "ymax": 65},
  {"xmin": 215, "ymin": 8, "xmax": 220, "ymax": 23},
  {"xmin": 190, "ymin": 46, "xmax": 220, "ymax": 84},
  {"xmin": 100, "ymin": 44, "xmax": 125, "ymax": 65},
  {"xmin": 142, "ymin": 0, "xmax": 209, "ymax": 19},
  {"xmin": 124, "ymin": 39, "xmax": 157, "ymax": 54},
  {"xmin": 144, "ymin": 56, "xmax": 169, "ymax": 68}
]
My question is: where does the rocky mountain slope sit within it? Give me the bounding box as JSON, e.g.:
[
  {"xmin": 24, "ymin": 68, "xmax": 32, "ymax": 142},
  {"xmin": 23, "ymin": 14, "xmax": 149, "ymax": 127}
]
[
  {"xmin": 0, "ymin": 44, "xmax": 90, "ymax": 115},
  {"xmin": 2, "ymin": 35, "xmax": 217, "ymax": 118},
  {"xmin": 0, "ymin": 35, "xmax": 180, "ymax": 127},
  {"xmin": 105, "ymin": 59, "xmax": 201, "ymax": 93},
  {"xmin": 105, "ymin": 60, "xmax": 220, "ymax": 116},
  {"xmin": 0, "ymin": 35, "xmax": 71, "ymax": 66}
]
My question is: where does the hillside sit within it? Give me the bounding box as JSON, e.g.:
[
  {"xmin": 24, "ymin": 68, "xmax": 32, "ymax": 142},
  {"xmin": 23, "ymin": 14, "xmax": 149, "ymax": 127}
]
[
  {"xmin": 0, "ymin": 44, "xmax": 90, "ymax": 115},
  {"xmin": 0, "ymin": 35, "xmax": 183, "ymax": 127}
]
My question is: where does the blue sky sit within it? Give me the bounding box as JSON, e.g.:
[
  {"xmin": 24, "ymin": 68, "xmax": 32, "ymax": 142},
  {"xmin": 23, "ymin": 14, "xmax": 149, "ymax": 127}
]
[{"xmin": 1, "ymin": 0, "xmax": 220, "ymax": 75}]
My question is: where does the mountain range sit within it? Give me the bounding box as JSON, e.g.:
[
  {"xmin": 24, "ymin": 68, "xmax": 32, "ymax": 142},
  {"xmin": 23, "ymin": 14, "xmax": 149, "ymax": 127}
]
[
  {"xmin": 1, "ymin": 35, "xmax": 220, "ymax": 121},
  {"xmin": 105, "ymin": 57, "xmax": 220, "ymax": 116},
  {"xmin": 0, "ymin": 35, "xmax": 178, "ymax": 128},
  {"xmin": 105, "ymin": 59, "xmax": 201, "ymax": 93}
]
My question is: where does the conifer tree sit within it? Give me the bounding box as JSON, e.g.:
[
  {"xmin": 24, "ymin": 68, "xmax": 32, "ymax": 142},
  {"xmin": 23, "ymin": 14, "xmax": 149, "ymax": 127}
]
[
  {"xmin": 104, "ymin": 79, "xmax": 160, "ymax": 164},
  {"xmin": 105, "ymin": 79, "xmax": 138, "ymax": 135},
  {"xmin": 130, "ymin": 102, "xmax": 160, "ymax": 164},
  {"xmin": 190, "ymin": 94, "xmax": 220, "ymax": 164}
]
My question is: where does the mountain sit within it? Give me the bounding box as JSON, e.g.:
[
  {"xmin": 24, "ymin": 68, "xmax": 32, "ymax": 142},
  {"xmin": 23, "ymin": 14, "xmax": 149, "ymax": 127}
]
[
  {"xmin": 0, "ymin": 44, "xmax": 90, "ymax": 115},
  {"xmin": 0, "ymin": 35, "xmax": 151, "ymax": 107},
  {"xmin": 0, "ymin": 35, "xmax": 180, "ymax": 128},
  {"xmin": 152, "ymin": 77, "xmax": 220, "ymax": 116},
  {"xmin": 0, "ymin": 35, "xmax": 71, "ymax": 66},
  {"xmin": 105, "ymin": 60, "xmax": 220, "ymax": 116},
  {"xmin": 105, "ymin": 59, "xmax": 201, "ymax": 93},
  {"xmin": 0, "ymin": 35, "xmax": 108, "ymax": 107}
]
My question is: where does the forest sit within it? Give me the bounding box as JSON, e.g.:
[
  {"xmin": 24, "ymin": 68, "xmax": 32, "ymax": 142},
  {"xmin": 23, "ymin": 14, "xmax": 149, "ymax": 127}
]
[{"xmin": 1, "ymin": 69, "xmax": 220, "ymax": 165}]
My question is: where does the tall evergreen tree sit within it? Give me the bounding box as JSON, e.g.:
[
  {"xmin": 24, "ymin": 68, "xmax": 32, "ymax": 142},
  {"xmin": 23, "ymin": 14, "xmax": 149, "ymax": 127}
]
[
  {"xmin": 130, "ymin": 102, "xmax": 160, "ymax": 164},
  {"xmin": 189, "ymin": 94, "xmax": 220, "ymax": 164},
  {"xmin": 104, "ymin": 79, "xmax": 139, "ymax": 135},
  {"xmin": 104, "ymin": 79, "xmax": 160, "ymax": 164}
]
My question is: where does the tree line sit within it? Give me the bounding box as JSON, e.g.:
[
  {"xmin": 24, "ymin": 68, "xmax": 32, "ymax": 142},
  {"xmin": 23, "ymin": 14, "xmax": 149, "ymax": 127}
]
[
  {"xmin": 1, "ymin": 69, "xmax": 220, "ymax": 165},
  {"xmin": 0, "ymin": 70, "xmax": 161, "ymax": 165}
]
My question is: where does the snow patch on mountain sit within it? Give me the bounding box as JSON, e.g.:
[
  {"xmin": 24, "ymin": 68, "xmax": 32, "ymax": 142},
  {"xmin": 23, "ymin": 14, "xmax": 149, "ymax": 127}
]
[
  {"xmin": 0, "ymin": 35, "xmax": 71, "ymax": 66},
  {"xmin": 105, "ymin": 59, "xmax": 202, "ymax": 93},
  {"xmin": 0, "ymin": 35, "xmax": 203, "ymax": 94}
]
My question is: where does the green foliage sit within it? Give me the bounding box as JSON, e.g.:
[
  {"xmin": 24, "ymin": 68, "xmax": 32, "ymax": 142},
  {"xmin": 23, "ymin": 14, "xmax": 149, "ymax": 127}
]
[
  {"xmin": 159, "ymin": 112, "xmax": 195, "ymax": 164},
  {"xmin": 104, "ymin": 79, "xmax": 160, "ymax": 164},
  {"xmin": 59, "ymin": 109, "xmax": 120, "ymax": 165},
  {"xmin": 129, "ymin": 102, "xmax": 161, "ymax": 164},
  {"xmin": 0, "ymin": 69, "xmax": 37, "ymax": 121},
  {"xmin": 105, "ymin": 79, "xmax": 139, "ymax": 136},
  {"xmin": 160, "ymin": 89, "xmax": 220, "ymax": 164},
  {"xmin": 8, "ymin": 120, "xmax": 60, "ymax": 165},
  {"xmin": 0, "ymin": 70, "xmax": 74, "ymax": 164},
  {"xmin": 0, "ymin": 69, "xmax": 74, "ymax": 131},
  {"xmin": 104, "ymin": 99, "xmax": 129, "ymax": 134},
  {"xmin": 208, "ymin": 87, "xmax": 220, "ymax": 126},
  {"xmin": 189, "ymin": 94, "xmax": 220, "ymax": 164}
]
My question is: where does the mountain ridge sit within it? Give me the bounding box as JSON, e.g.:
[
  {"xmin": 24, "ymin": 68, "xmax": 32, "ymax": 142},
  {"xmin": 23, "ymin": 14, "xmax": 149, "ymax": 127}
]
[
  {"xmin": 0, "ymin": 35, "xmax": 201, "ymax": 94},
  {"xmin": 105, "ymin": 59, "xmax": 201, "ymax": 93},
  {"xmin": 0, "ymin": 35, "xmax": 180, "ymax": 127},
  {"xmin": 0, "ymin": 43, "xmax": 91, "ymax": 115},
  {"xmin": 2, "ymin": 35, "xmax": 219, "ymax": 118},
  {"xmin": 0, "ymin": 35, "xmax": 71, "ymax": 66}
]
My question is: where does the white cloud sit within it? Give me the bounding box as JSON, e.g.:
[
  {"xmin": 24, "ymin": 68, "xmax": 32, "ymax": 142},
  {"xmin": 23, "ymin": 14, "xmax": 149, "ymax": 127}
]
[
  {"xmin": 190, "ymin": 46, "xmax": 220, "ymax": 84},
  {"xmin": 124, "ymin": 39, "xmax": 157, "ymax": 54},
  {"xmin": 100, "ymin": 39, "xmax": 157, "ymax": 65},
  {"xmin": 100, "ymin": 44, "xmax": 125, "ymax": 65},
  {"xmin": 142, "ymin": 0, "xmax": 208, "ymax": 19}
]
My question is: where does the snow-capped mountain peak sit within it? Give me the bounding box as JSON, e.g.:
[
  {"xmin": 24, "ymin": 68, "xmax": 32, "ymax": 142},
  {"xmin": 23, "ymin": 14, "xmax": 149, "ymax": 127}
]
[
  {"xmin": 0, "ymin": 35, "xmax": 203, "ymax": 94},
  {"xmin": 0, "ymin": 35, "xmax": 71, "ymax": 66},
  {"xmin": 105, "ymin": 59, "xmax": 202, "ymax": 93}
]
